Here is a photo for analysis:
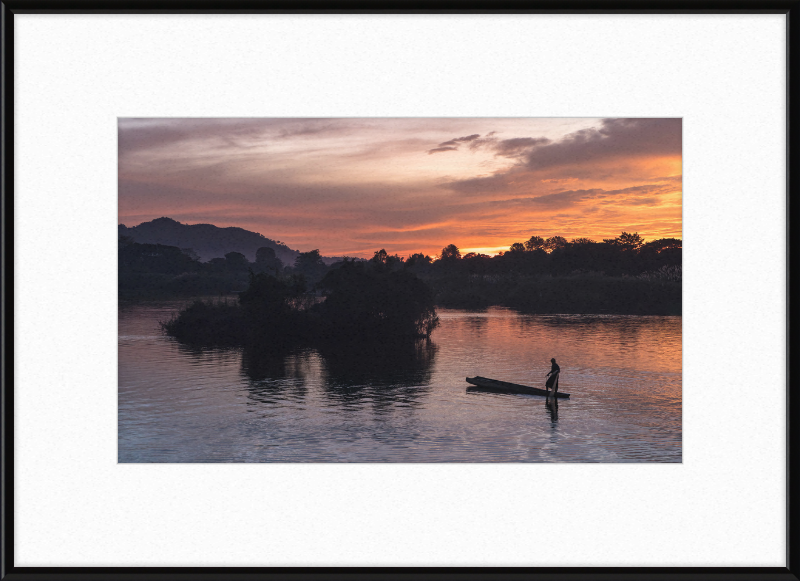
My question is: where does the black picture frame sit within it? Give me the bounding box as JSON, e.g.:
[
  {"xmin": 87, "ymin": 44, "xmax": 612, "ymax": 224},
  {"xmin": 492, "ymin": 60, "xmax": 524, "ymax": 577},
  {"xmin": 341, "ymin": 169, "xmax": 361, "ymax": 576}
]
[{"xmin": 1, "ymin": 3, "xmax": 796, "ymax": 580}]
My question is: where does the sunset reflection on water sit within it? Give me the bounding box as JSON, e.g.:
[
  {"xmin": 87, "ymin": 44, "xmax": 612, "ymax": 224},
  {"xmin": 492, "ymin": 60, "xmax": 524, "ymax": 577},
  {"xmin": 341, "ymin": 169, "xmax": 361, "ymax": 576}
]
[{"xmin": 119, "ymin": 304, "xmax": 681, "ymax": 462}]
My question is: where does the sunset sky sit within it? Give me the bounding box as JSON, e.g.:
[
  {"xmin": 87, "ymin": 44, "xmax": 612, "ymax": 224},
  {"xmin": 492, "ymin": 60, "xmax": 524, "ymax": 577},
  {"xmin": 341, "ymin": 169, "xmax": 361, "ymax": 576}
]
[{"xmin": 118, "ymin": 118, "xmax": 682, "ymax": 258}]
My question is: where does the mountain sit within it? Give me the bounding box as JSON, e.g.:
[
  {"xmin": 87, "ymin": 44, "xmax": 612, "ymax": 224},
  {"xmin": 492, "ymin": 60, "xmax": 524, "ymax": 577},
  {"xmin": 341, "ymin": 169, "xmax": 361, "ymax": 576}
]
[{"xmin": 118, "ymin": 218, "xmax": 303, "ymax": 265}]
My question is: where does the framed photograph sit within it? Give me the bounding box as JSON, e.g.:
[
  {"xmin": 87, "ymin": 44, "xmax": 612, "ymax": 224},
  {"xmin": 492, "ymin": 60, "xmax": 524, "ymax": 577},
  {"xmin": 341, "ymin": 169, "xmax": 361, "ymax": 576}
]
[
  {"xmin": 118, "ymin": 115, "xmax": 683, "ymax": 465},
  {"xmin": 2, "ymin": 4, "xmax": 795, "ymax": 579}
]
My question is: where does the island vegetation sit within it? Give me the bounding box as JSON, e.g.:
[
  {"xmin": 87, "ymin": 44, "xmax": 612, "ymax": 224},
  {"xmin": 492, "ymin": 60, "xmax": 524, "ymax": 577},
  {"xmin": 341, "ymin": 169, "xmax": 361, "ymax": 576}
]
[
  {"xmin": 161, "ymin": 253, "xmax": 439, "ymax": 348},
  {"xmin": 123, "ymin": 227, "xmax": 681, "ymax": 346}
]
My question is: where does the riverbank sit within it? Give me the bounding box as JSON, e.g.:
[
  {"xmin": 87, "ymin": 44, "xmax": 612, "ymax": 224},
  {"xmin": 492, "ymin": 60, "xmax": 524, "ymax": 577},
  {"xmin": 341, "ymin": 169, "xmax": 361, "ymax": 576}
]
[
  {"xmin": 124, "ymin": 273, "xmax": 680, "ymax": 316},
  {"xmin": 430, "ymin": 273, "xmax": 681, "ymax": 315}
]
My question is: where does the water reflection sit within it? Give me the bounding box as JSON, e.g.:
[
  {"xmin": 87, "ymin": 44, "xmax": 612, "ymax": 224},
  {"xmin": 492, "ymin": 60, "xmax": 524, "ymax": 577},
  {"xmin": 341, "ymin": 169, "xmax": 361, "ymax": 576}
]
[
  {"xmin": 545, "ymin": 396, "xmax": 559, "ymax": 422},
  {"xmin": 119, "ymin": 303, "xmax": 681, "ymax": 462},
  {"xmin": 237, "ymin": 339, "xmax": 438, "ymax": 412},
  {"xmin": 176, "ymin": 342, "xmax": 241, "ymax": 366},
  {"xmin": 317, "ymin": 339, "xmax": 436, "ymax": 411},
  {"xmin": 464, "ymin": 315, "xmax": 489, "ymax": 335},
  {"xmin": 242, "ymin": 346, "xmax": 302, "ymax": 381},
  {"xmin": 240, "ymin": 347, "xmax": 311, "ymax": 404},
  {"xmin": 516, "ymin": 314, "xmax": 678, "ymax": 345}
]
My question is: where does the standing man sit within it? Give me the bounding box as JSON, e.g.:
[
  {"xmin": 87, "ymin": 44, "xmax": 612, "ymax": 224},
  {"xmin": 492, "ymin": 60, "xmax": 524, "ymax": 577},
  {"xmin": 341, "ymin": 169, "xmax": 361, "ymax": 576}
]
[{"xmin": 545, "ymin": 358, "xmax": 560, "ymax": 394}]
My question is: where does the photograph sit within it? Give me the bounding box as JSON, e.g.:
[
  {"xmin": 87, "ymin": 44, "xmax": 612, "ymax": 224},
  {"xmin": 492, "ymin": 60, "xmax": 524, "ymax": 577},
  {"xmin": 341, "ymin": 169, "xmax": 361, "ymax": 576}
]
[{"xmin": 118, "ymin": 117, "xmax": 682, "ymax": 463}]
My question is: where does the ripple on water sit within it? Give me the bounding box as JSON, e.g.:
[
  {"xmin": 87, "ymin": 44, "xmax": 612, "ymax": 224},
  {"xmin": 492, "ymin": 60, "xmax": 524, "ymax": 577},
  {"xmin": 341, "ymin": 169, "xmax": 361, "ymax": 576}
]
[{"xmin": 119, "ymin": 304, "xmax": 681, "ymax": 462}]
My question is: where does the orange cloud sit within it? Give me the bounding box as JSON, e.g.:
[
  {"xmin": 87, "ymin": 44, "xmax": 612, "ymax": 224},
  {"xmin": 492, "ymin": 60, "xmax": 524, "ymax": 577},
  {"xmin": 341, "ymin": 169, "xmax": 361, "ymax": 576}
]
[{"xmin": 119, "ymin": 118, "xmax": 682, "ymax": 257}]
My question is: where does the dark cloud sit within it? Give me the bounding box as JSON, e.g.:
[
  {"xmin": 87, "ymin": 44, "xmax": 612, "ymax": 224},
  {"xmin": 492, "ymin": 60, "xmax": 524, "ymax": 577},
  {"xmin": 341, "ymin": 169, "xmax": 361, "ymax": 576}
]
[
  {"xmin": 427, "ymin": 133, "xmax": 481, "ymax": 154},
  {"xmin": 445, "ymin": 169, "xmax": 680, "ymax": 198},
  {"xmin": 118, "ymin": 118, "xmax": 361, "ymax": 159},
  {"xmin": 521, "ymin": 118, "xmax": 681, "ymax": 170},
  {"xmin": 494, "ymin": 137, "xmax": 551, "ymax": 157},
  {"xmin": 438, "ymin": 134, "xmax": 480, "ymax": 147},
  {"xmin": 276, "ymin": 122, "xmax": 340, "ymax": 139},
  {"xmin": 446, "ymin": 119, "xmax": 680, "ymax": 166},
  {"xmin": 444, "ymin": 119, "xmax": 681, "ymax": 195},
  {"xmin": 448, "ymin": 118, "xmax": 680, "ymax": 166},
  {"xmin": 427, "ymin": 146, "xmax": 459, "ymax": 154},
  {"xmin": 625, "ymin": 197, "xmax": 660, "ymax": 206},
  {"xmin": 487, "ymin": 182, "xmax": 678, "ymax": 211},
  {"xmin": 468, "ymin": 131, "xmax": 498, "ymax": 150},
  {"xmin": 490, "ymin": 189, "xmax": 601, "ymax": 210},
  {"xmin": 119, "ymin": 119, "xmax": 277, "ymax": 158}
]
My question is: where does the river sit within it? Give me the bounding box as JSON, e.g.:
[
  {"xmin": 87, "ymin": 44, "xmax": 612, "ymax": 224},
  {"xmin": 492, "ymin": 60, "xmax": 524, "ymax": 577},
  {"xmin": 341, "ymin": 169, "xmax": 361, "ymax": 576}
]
[{"xmin": 119, "ymin": 301, "xmax": 681, "ymax": 462}]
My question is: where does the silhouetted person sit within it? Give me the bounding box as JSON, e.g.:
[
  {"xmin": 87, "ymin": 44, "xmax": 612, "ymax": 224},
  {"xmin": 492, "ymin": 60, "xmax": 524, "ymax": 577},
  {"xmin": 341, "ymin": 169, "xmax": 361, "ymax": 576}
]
[{"xmin": 545, "ymin": 358, "xmax": 560, "ymax": 394}]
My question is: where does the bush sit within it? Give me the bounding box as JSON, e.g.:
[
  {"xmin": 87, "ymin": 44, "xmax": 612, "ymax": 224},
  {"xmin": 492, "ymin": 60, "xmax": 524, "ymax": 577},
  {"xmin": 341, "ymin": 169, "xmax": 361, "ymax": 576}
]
[
  {"xmin": 161, "ymin": 300, "xmax": 246, "ymax": 345},
  {"xmin": 162, "ymin": 265, "xmax": 441, "ymax": 347},
  {"xmin": 314, "ymin": 260, "xmax": 439, "ymax": 340}
]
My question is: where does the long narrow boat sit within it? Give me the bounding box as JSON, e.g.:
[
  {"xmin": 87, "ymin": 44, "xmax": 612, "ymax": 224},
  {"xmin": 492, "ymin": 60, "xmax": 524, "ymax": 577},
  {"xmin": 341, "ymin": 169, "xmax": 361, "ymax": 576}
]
[{"xmin": 466, "ymin": 376, "xmax": 570, "ymax": 399}]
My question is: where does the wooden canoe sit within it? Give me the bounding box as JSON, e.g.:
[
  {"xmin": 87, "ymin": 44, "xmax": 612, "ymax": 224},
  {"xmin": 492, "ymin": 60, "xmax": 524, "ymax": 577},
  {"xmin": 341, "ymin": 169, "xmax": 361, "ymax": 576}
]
[{"xmin": 466, "ymin": 376, "xmax": 570, "ymax": 399}]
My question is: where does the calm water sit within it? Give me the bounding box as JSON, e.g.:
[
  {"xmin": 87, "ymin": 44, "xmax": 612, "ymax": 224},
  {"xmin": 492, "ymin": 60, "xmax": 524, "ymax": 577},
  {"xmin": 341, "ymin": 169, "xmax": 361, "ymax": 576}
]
[{"xmin": 119, "ymin": 301, "xmax": 681, "ymax": 462}]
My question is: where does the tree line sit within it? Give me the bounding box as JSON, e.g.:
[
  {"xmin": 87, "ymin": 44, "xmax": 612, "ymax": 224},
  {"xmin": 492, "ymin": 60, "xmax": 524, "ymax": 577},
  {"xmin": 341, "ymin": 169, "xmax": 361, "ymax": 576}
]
[
  {"xmin": 408, "ymin": 232, "xmax": 681, "ymax": 314},
  {"xmin": 403, "ymin": 232, "xmax": 681, "ymax": 278},
  {"xmin": 121, "ymin": 230, "xmax": 681, "ymax": 316}
]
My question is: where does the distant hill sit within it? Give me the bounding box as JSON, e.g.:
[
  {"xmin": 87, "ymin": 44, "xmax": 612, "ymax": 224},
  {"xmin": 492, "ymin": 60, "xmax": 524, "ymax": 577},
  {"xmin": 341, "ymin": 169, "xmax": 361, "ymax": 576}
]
[{"xmin": 118, "ymin": 218, "xmax": 305, "ymax": 265}]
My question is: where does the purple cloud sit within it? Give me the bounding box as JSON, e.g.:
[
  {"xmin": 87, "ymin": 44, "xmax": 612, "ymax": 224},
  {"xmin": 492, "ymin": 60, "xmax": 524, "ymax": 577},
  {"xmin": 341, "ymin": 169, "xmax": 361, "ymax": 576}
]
[
  {"xmin": 427, "ymin": 133, "xmax": 481, "ymax": 154},
  {"xmin": 521, "ymin": 118, "xmax": 681, "ymax": 170},
  {"xmin": 427, "ymin": 146, "xmax": 459, "ymax": 154}
]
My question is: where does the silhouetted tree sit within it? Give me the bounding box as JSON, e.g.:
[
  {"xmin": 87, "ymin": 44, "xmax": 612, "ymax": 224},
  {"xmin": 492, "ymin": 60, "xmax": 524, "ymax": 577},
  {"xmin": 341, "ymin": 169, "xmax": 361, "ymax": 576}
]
[
  {"xmin": 372, "ymin": 249, "xmax": 389, "ymax": 264},
  {"xmin": 119, "ymin": 241, "xmax": 201, "ymax": 274},
  {"xmin": 371, "ymin": 248, "xmax": 404, "ymax": 270},
  {"xmin": 639, "ymin": 237, "xmax": 682, "ymax": 271},
  {"xmin": 256, "ymin": 246, "xmax": 276, "ymax": 263},
  {"xmin": 406, "ymin": 253, "xmax": 432, "ymax": 267},
  {"xmin": 181, "ymin": 248, "xmax": 200, "ymax": 261},
  {"xmin": 604, "ymin": 232, "xmax": 644, "ymax": 251},
  {"xmin": 294, "ymin": 249, "xmax": 328, "ymax": 289},
  {"xmin": 524, "ymin": 235, "xmax": 545, "ymax": 251},
  {"xmin": 315, "ymin": 261, "xmax": 439, "ymax": 339},
  {"xmin": 644, "ymin": 238, "xmax": 682, "ymax": 252},
  {"xmin": 439, "ymin": 244, "xmax": 461, "ymax": 261},
  {"xmin": 509, "ymin": 242, "xmax": 526, "ymax": 253},
  {"xmin": 225, "ymin": 251, "xmax": 250, "ymax": 271},
  {"xmin": 239, "ymin": 271, "xmax": 303, "ymax": 311},
  {"xmin": 544, "ymin": 236, "xmax": 568, "ymax": 253},
  {"xmin": 617, "ymin": 232, "xmax": 645, "ymax": 251},
  {"xmin": 295, "ymin": 249, "xmax": 323, "ymax": 267},
  {"xmin": 256, "ymin": 246, "xmax": 283, "ymax": 274}
]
